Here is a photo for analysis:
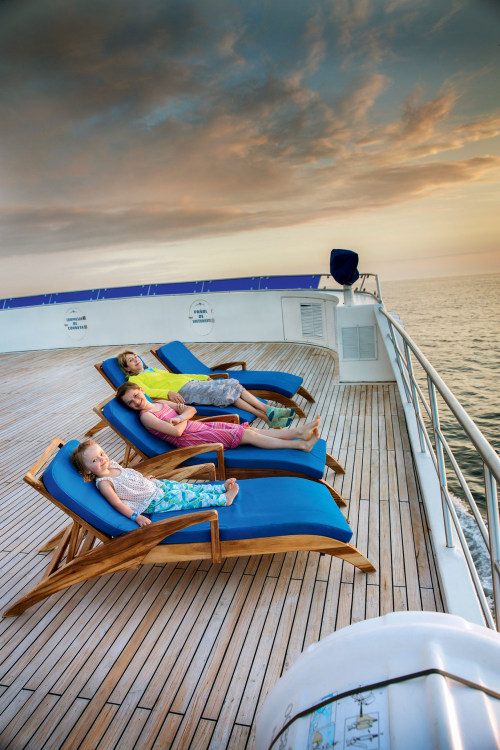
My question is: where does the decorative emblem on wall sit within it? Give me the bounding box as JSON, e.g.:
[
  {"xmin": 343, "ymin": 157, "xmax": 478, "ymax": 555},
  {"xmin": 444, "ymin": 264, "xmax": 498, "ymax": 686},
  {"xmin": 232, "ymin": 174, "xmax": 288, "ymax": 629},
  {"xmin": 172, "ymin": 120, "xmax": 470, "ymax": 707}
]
[
  {"xmin": 189, "ymin": 299, "xmax": 214, "ymax": 335},
  {"xmin": 64, "ymin": 307, "xmax": 88, "ymax": 340}
]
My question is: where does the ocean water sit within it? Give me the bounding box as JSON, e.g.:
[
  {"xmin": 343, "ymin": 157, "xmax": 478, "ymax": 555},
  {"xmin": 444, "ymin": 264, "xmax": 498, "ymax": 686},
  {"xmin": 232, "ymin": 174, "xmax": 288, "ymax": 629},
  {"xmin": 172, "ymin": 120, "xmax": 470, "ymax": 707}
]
[
  {"xmin": 382, "ymin": 273, "xmax": 499, "ymax": 506},
  {"xmin": 382, "ymin": 273, "xmax": 499, "ymax": 602}
]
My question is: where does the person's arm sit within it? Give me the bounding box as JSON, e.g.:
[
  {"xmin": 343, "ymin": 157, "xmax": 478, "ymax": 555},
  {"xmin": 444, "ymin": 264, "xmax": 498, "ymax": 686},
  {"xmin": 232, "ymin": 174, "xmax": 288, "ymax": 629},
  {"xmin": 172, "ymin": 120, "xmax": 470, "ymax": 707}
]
[
  {"xmin": 155, "ymin": 400, "xmax": 197, "ymax": 422},
  {"xmin": 168, "ymin": 390, "xmax": 185, "ymax": 405},
  {"xmin": 97, "ymin": 480, "xmax": 151, "ymax": 527},
  {"xmin": 140, "ymin": 409, "xmax": 190, "ymax": 437},
  {"xmin": 173, "ymin": 403, "xmax": 197, "ymax": 420}
]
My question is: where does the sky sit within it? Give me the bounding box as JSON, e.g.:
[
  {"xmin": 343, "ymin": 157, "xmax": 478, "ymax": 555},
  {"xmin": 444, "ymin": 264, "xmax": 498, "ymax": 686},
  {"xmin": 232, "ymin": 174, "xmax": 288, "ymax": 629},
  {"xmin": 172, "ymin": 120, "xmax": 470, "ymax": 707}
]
[{"xmin": 1, "ymin": 0, "xmax": 499, "ymax": 297}]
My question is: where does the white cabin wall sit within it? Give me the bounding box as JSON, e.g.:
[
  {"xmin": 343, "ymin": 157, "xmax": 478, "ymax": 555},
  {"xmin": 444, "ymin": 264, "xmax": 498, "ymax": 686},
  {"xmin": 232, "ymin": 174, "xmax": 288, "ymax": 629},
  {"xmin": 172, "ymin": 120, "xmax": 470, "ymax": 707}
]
[
  {"xmin": 0, "ymin": 290, "xmax": 339, "ymax": 352},
  {"xmin": 336, "ymin": 304, "xmax": 394, "ymax": 382},
  {"xmin": 0, "ymin": 290, "xmax": 396, "ymax": 383}
]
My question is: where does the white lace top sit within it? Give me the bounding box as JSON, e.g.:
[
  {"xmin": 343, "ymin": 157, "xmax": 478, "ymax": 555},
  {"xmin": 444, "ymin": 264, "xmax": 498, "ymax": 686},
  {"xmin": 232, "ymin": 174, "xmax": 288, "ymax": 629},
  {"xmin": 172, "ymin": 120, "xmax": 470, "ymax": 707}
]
[{"xmin": 95, "ymin": 460, "xmax": 164, "ymax": 514}]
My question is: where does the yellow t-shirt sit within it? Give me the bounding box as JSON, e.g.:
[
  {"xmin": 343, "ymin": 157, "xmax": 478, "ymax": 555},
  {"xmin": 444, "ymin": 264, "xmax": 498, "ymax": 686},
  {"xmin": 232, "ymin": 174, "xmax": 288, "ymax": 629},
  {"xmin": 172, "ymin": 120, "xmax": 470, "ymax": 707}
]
[{"xmin": 127, "ymin": 368, "xmax": 209, "ymax": 399}]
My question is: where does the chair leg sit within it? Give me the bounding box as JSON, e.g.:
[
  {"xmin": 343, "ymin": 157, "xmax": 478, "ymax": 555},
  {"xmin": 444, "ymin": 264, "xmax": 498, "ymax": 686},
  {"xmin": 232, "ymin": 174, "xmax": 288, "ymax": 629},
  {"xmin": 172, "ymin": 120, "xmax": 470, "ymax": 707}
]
[
  {"xmin": 2, "ymin": 511, "xmax": 218, "ymax": 617},
  {"xmin": 320, "ymin": 543, "xmax": 376, "ymax": 573},
  {"xmin": 38, "ymin": 525, "xmax": 72, "ymax": 553},
  {"xmin": 326, "ymin": 452, "xmax": 345, "ymax": 474},
  {"xmin": 297, "ymin": 385, "xmax": 315, "ymax": 403},
  {"xmin": 41, "ymin": 526, "xmax": 73, "ymax": 580},
  {"xmin": 84, "ymin": 418, "xmax": 108, "ymax": 437}
]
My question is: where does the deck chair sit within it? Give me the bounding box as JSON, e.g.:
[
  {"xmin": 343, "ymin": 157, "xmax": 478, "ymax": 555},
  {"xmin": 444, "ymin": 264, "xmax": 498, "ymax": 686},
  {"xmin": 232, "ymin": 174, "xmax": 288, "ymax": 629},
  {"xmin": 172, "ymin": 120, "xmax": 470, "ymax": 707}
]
[
  {"xmin": 93, "ymin": 395, "xmax": 346, "ymax": 506},
  {"xmin": 151, "ymin": 340, "xmax": 315, "ymax": 417},
  {"xmin": 3, "ymin": 439, "xmax": 374, "ymax": 617},
  {"xmin": 87, "ymin": 355, "xmax": 268, "ymax": 437}
]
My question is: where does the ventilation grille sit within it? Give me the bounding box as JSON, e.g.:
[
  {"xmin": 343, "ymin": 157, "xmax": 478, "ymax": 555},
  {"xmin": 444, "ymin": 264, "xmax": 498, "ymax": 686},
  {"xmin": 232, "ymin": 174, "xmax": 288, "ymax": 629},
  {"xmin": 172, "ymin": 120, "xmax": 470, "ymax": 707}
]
[
  {"xmin": 341, "ymin": 325, "xmax": 377, "ymax": 360},
  {"xmin": 300, "ymin": 303, "xmax": 323, "ymax": 338}
]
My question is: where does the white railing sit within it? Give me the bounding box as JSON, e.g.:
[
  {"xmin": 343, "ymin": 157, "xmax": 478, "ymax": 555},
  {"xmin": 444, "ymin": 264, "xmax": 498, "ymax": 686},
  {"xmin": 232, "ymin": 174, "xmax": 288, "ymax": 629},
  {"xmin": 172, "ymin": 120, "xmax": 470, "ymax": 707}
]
[{"xmin": 379, "ymin": 306, "xmax": 500, "ymax": 630}]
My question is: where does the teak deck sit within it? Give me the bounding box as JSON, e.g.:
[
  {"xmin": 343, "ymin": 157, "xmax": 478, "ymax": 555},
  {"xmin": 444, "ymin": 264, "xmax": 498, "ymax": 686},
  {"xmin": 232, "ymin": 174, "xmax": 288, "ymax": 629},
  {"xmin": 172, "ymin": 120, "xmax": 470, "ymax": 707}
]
[{"xmin": 0, "ymin": 342, "xmax": 443, "ymax": 749}]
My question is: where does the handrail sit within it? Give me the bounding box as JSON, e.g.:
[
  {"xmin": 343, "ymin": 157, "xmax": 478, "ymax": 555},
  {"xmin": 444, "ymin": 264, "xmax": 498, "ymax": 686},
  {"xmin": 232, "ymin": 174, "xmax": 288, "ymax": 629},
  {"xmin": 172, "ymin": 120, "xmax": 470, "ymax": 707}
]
[
  {"xmin": 379, "ymin": 306, "xmax": 500, "ymax": 630},
  {"xmin": 380, "ymin": 308, "xmax": 500, "ymax": 482}
]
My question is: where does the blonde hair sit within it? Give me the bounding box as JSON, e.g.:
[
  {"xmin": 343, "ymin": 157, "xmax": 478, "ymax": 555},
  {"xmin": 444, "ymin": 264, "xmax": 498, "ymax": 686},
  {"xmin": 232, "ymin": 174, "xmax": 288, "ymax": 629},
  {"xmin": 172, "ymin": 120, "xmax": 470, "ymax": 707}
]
[
  {"xmin": 117, "ymin": 349, "xmax": 138, "ymax": 375},
  {"xmin": 70, "ymin": 440, "xmax": 99, "ymax": 482}
]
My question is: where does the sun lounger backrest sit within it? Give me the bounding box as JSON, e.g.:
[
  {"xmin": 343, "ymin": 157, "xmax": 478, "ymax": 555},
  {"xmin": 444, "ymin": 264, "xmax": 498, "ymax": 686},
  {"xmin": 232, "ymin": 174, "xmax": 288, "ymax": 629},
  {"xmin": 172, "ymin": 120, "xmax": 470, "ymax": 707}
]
[
  {"xmin": 101, "ymin": 355, "xmax": 148, "ymax": 389},
  {"xmin": 101, "ymin": 358, "xmax": 128, "ymax": 388},
  {"xmin": 155, "ymin": 341, "xmax": 213, "ymax": 375},
  {"xmin": 102, "ymin": 397, "xmax": 173, "ymax": 458},
  {"xmin": 43, "ymin": 441, "xmax": 138, "ymax": 537}
]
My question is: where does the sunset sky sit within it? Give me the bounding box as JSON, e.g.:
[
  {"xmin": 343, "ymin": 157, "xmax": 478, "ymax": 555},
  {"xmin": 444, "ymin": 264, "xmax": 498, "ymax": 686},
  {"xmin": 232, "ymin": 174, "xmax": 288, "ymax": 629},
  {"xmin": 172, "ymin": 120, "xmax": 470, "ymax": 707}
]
[{"xmin": 1, "ymin": 0, "xmax": 499, "ymax": 297}]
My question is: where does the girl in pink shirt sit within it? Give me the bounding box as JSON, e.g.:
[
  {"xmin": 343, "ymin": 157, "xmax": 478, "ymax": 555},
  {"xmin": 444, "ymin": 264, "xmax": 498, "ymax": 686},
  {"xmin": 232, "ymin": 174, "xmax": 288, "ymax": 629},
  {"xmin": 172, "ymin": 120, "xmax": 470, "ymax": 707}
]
[{"xmin": 117, "ymin": 383, "xmax": 320, "ymax": 452}]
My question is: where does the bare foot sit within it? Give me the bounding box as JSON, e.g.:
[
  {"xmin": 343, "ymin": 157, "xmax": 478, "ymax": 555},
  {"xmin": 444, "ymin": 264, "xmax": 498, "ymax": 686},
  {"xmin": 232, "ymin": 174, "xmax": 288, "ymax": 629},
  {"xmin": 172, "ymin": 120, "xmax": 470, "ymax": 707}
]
[
  {"xmin": 300, "ymin": 427, "xmax": 321, "ymax": 452},
  {"xmin": 301, "ymin": 415, "xmax": 321, "ymax": 440},
  {"xmin": 225, "ymin": 478, "xmax": 239, "ymax": 505}
]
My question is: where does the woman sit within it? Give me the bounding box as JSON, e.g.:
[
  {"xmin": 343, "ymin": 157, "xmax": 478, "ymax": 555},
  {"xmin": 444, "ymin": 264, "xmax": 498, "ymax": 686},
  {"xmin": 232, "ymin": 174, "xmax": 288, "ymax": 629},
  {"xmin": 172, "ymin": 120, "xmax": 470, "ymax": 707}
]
[{"xmin": 117, "ymin": 350, "xmax": 294, "ymax": 425}]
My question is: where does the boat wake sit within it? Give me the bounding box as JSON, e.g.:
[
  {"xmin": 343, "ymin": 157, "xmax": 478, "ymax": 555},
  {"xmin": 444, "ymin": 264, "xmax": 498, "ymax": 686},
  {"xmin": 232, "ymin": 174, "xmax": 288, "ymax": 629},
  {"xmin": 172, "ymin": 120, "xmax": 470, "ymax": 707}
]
[{"xmin": 451, "ymin": 493, "xmax": 493, "ymax": 609}]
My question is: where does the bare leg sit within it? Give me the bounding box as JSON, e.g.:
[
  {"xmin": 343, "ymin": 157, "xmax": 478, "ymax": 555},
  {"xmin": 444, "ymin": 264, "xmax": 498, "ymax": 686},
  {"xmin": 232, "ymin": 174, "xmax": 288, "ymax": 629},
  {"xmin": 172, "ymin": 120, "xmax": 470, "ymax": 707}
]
[
  {"xmin": 240, "ymin": 427, "xmax": 320, "ymax": 452},
  {"xmin": 224, "ymin": 478, "xmax": 239, "ymax": 505},
  {"xmin": 246, "ymin": 415, "xmax": 320, "ymax": 440},
  {"xmin": 233, "ymin": 395, "xmax": 270, "ymax": 422},
  {"xmin": 240, "ymin": 389, "xmax": 269, "ymax": 412}
]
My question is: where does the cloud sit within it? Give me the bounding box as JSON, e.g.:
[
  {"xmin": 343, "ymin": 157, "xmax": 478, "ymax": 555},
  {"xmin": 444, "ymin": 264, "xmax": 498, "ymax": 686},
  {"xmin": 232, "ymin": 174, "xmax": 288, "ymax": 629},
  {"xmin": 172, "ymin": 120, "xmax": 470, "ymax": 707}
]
[
  {"xmin": 431, "ymin": 0, "xmax": 464, "ymax": 33},
  {"xmin": 0, "ymin": 0, "xmax": 499, "ymax": 279}
]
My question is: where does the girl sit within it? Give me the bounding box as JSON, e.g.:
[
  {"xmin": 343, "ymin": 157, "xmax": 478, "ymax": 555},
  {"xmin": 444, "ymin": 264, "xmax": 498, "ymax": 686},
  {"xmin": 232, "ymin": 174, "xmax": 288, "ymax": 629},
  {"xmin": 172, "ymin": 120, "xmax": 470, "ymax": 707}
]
[
  {"xmin": 117, "ymin": 350, "xmax": 294, "ymax": 426},
  {"xmin": 70, "ymin": 440, "xmax": 239, "ymax": 527},
  {"xmin": 116, "ymin": 382, "xmax": 321, "ymax": 453}
]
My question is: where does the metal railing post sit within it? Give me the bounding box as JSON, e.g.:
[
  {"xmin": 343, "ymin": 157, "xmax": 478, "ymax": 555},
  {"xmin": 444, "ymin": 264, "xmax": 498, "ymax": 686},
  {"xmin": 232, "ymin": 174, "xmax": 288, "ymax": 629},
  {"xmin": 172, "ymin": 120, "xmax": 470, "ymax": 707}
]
[
  {"xmin": 405, "ymin": 341, "xmax": 426, "ymax": 454},
  {"xmin": 388, "ymin": 320, "xmax": 412, "ymax": 403},
  {"xmin": 485, "ymin": 467, "xmax": 500, "ymax": 628},
  {"xmin": 428, "ymin": 377, "xmax": 454, "ymax": 548}
]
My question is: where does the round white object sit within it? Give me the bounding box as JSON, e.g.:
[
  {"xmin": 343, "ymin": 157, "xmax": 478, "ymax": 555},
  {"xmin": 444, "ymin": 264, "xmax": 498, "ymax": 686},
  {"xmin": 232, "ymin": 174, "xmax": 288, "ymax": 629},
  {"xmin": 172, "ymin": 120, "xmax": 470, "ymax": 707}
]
[{"xmin": 256, "ymin": 611, "xmax": 500, "ymax": 750}]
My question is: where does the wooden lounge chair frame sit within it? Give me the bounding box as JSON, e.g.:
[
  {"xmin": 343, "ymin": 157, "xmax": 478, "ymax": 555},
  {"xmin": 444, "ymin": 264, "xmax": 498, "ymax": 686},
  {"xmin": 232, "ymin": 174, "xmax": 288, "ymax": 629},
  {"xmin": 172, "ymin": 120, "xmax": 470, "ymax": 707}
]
[
  {"xmin": 93, "ymin": 395, "xmax": 347, "ymax": 506},
  {"xmin": 150, "ymin": 345, "xmax": 310, "ymax": 418},
  {"xmin": 3, "ymin": 439, "xmax": 374, "ymax": 617}
]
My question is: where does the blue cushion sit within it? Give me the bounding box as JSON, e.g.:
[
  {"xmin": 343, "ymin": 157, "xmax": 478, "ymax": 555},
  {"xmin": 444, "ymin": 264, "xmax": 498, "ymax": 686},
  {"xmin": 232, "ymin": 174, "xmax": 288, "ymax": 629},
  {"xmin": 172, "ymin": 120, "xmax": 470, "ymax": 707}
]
[
  {"xmin": 156, "ymin": 341, "xmax": 303, "ymax": 397},
  {"xmin": 149, "ymin": 476, "xmax": 353, "ymax": 545},
  {"xmin": 43, "ymin": 443, "xmax": 352, "ymax": 546},
  {"xmin": 43, "ymin": 440, "xmax": 138, "ymax": 537},
  {"xmin": 101, "ymin": 357, "xmax": 127, "ymax": 388},
  {"xmin": 102, "ymin": 397, "xmax": 327, "ymax": 479},
  {"xmin": 156, "ymin": 341, "xmax": 213, "ymax": 375}
]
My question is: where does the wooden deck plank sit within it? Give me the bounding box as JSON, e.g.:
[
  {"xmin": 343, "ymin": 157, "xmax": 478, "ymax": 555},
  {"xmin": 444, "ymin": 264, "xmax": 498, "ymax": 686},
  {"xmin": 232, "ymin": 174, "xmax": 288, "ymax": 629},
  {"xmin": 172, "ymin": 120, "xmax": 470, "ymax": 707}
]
[
  {"xmin": 206, "ymin": 578, "xmax": 278, "ymax": 747},
  {"xmin": 30, "ymin": 697, "xmax": 90, "ymax": 750},
  {"xmin": 236, "ymin": 552, "xmax": 297, "ymax": 726},
  {"xmin": 0, "ymin": 342, "xmax": 445, "ymax": 749},
  {"xmin": 252, "ymin": 577, "xmax": 301, "ymax": 719}
]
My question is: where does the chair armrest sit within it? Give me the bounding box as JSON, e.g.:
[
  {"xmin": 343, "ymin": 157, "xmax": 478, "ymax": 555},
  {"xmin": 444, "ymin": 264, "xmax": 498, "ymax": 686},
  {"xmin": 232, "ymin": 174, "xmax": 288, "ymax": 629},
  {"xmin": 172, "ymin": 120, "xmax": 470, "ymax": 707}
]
[
  {"xmin": 208, "ymin": 373, "xmax": 229, "ymax": 380},
  {"xmin": 155, "ymin": 463, "xmax": 217, "ymax": 482},
  {"xmin": 134, "ymin": 443, "xmax": 226, "ymax": 479},
  {"xmin": 93, "ymin": 394, "xmax": 115, "ymax": 420},
  {"xmin": 210, "ymin": 361, "xmax": 247, "ymax": 371},
  {"xmin": 147, "ymin": 510, "xmax": 221, "ymax": 564},
  {"xmin": 135, "ymin": 461, "xmax": 217, "ymax": 482},
  {"xmin": 196, "ymin": 414, "xmax": 240, "ymax": 425}
]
